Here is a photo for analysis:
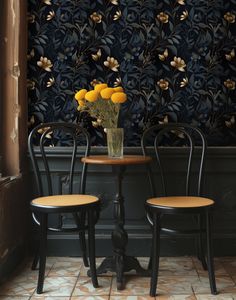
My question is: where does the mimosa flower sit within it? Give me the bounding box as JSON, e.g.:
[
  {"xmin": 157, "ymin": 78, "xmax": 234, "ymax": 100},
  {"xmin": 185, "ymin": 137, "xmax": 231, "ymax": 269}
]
[
  {"xmin": 75, "ymin": 89, "xmax": 87, "ymax": 101},
  {"xmin": 111, "ymin": 92, "xmax": 127, "ymax": 103},
  {"xmin": 90, "ymin": 12, "xmax": 102, "ymax": 23},
  {"xmin": 75, "ymin": 85, "xmax": 127, "ymax": 128},
  {"xmin": 110, "ymin": 0, "xmax": 118, "ymax": 4},
  {"xmin": 85, "ymin": 90, "xmax": 99, "ymax": 102},
  {"xmin": 101, "ymin": 88, "xmax": 115, "ymax": 99},
  {"xmin": 37, "ymin": 56, "xmax": 53, "ymax": 72},
  {"xmin": 157, "ymin": 79, "xmax": 169, "ymax": 90},
  {"xmin": 170, "ymin": 56, "xmax": 186, "ymax": 72},
  {"xmin": 94, "ymin": 83, "xmax": 108, "ymax": 92},
  {"xmin": 224, "ymin": 79, "xmax": 235, "ymax": 90},
  {"xmin": 114, "ymin": 87, "xmax": 124, "ymax": 92},
  {"xmin": 157, "ymin": 12, "xmax": 169, "ymax": 23},
  {"xmin": 177, "ymin": 0, "xmax": 185, "ymax": 5},
  {"xmin": 180, "ymin": 10, "xmax": 188, "ymax": 21},
  {"xmin": 224, "ymin": 12, "xmax": 235, "ymax": 23},
  {"xmin": 104, "ymin": 56, "xmax": 119, "ymax": 72},
  {"xmin": 78, "ymin": 100, "xmax": 86, "ymax": 107},
  {"xmin": 46, "ymin": 10, "xmax": 55, "ymax": 21}
]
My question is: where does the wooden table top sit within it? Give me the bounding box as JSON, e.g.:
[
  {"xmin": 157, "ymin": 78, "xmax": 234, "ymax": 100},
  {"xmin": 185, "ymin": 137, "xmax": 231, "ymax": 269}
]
[{"xmin": 81, "ymin": 155, "xmax": 152, "ymax": 165}]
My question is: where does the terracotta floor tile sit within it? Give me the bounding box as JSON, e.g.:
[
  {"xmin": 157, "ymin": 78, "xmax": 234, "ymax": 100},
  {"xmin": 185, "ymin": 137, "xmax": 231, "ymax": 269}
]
[
  {"xmin": 70, "ymin": 297, "xmax": 109, "ymax": 300},
  {"xmin": 154, "ymin": 276, "xmax": 199, "ymax": 295},
  {"xmin": 195, "ymin": 294, "xmax": 234, "ymax": 299},
  {"xmin": 192, "ymin": 275, "xmax": 236, "ymax": 294},
  {"xmin": 31, "ymin": 276, "xmax": 77, "ymax": 297},
  {"xmin": 30, "ymin": 297, "xmax": 70, "ymax": 300},
  {"xmin": 192, "ymin": 257, "xmax": 228, "ymax": 276},
  {"xmin": 47, "ymin": 261, "xmax": 82, "ymax": 277},
  {"xmin": 110, "ymin": 296, "xmax": 155, "ymax": 300},
  {"xmin": 72, "ymin": 276, "xmax": 112, "ymax": 296},
  {"xmin": 0, "ymin": 297, "xmax": 30, "ymax": 300},
  {"xmin": 110, "ymin": 276, "xmax": 151, "ymax": 296},
  {"xmin": 156, "ymin": 296, "xmax": 196, "ymax": 300}
]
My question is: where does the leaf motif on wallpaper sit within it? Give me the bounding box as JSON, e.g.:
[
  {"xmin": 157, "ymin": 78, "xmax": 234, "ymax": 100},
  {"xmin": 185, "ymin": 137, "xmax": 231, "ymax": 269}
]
[{"xmin": 27, "ymin": 0, "xmax": 236, "ymax": 146}]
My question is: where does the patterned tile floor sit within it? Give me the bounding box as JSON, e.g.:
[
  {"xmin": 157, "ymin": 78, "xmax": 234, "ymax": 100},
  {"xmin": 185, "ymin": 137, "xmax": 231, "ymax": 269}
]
[{"xmin": 0, "ymin": 256, "xmax": 236, "ymax": 299}]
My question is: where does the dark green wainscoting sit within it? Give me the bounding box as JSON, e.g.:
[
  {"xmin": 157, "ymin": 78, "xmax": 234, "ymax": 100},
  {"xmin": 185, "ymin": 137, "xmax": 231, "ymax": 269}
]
[{"xmin": 29, "ymin": 147, "xmax": 236, "ymax": 257}]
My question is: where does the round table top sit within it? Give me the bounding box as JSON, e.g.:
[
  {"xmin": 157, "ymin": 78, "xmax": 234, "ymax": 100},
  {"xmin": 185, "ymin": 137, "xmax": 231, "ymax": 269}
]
[{"xmin": 81, "ymin": 155, "xmax": 152, "ymax": 165}]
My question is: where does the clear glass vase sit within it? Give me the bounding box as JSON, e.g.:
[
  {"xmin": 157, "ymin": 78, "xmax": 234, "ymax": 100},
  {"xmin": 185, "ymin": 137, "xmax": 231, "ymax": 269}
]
[{"xmin": 106, "ymin": 128, "xmax": 124, "ymax": 158}]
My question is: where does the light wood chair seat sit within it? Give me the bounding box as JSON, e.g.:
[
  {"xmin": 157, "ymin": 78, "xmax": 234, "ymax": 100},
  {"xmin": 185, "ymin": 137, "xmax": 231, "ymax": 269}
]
[
  {"xmin": 32, "ymin": 194, "xmax": 99, "ymax": 207},
  {"xmin": 147, "ymin": 196, "xmax": 214, "ymax": 208}
]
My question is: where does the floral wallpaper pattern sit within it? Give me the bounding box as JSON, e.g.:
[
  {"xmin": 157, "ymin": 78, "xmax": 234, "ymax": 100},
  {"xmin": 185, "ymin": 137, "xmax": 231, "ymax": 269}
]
[{"xmin": 28, "ymin": 0, "xmax": 236, "ymax": 146}]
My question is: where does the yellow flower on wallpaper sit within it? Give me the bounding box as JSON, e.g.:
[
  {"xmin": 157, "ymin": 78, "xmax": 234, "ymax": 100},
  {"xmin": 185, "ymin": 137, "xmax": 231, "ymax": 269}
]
[
  {"xmin": 75, "ymin": 84, "xmax": 127, "ymax": 128},
  {"xmin": 157, "ymin": 79, "xmax": 169, "ymax": 90},
  {"xmin": 158, "ymin": 49, "xmax": 168, "ymax": 61},
  {"xmin": 180, "ymin": 77, "xmax": 188, "ymax": 87},
  {"xmin": 92, "ymin": 49, "xmax": 102, "ymax": 61},
  {"xmin": 110, "ymin": 0, "xmax": 118, "ymax": 4},
  {"xmin": 170, "ymin": 56, "xmax": 186, "ymax": 72},
  {"xmin": 90, "ymin": 79, "xmax": 102, "ymax": 87},
  {"xmin": 104, "ymin": 56, "xmax": 119, "ymax": 72},
  {"xmin": 46, "ymin": 10, "xmax": 55, "ymax": 21},
  {"xmin": 225, "ymin": 49, "xmax": 235, "ymax": 61},
  {"xmin": 180, "ymin": 10, "xmax": 188, "ymax": 21},
  {"xmin": 177, "ymin": 0, "xmax": 185, "ymax": 5},
  {"xmin": 113, "ymin": 10, "xmax": 122, "ymax": 20},
  {"xmin": 46, "ymin": 77, "xmax": 55, "ymax": 87},
  {"xmin": 157, "ymin": 12, "xmax": 169, "ymax": 23},
  {"xmin": 90, "ymin": 12, "xmax": 102, "ymax": 23},
  {"xmin": 224, "ymin": 12, "xmax": 235, "ymax": 23},
  {"xmin": 43, "ymin": 0, "xmax": 52, "ymax": 5},
  {"xmin": 224, "ymin": 79, "xmax": 235, "ymax": 90},
  {"xmin": 37, "ymin": 56, "xmax": 53, "ymax": 72}
]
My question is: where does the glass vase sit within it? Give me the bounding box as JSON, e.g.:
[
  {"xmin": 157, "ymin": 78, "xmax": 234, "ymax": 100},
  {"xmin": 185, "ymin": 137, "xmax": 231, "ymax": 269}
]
[{"xmin": 106, "ymin": 128, "xmax": 124, "ymax": 159}]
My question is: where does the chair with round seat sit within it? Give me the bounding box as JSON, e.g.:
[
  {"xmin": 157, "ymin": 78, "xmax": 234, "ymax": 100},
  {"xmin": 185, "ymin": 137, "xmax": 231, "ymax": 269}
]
[
  {"xmin": 141, "ymin": 123, "xmax": 217, "ymax": 297},
  {"xmin": 28, "ymin": 122, "xmax": 100, "ymax": 294}
]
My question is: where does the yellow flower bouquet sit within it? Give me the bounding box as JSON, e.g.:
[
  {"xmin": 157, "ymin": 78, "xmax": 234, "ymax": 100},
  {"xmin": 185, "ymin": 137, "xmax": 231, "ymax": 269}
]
[{"xmin": 74, "ymin": 83, "xmax": 127, "ymax": 129}]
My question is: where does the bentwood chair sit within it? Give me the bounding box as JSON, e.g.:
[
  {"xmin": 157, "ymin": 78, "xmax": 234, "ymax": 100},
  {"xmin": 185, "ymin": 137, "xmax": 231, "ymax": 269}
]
[
  {"xmin": 28, "ymin": 122, "xmax": 100, "ymax": 294},
  {"xmin": 141, "ymin": 123, "xmax": 217, "ymax": 297}
]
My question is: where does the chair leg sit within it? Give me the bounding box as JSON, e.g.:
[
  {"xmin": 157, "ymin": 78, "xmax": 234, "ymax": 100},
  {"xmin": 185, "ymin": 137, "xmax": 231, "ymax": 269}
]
[
  {"xmin": 37, "ymin": 213, "xmax": 48, "ymax": 294},
  {"xmin": 88, "ymin": 209, "xmax": 98, "ymax": 288},
  {"xmin": 79, "ymin": 230, "xmax": 89, "ymax": 267},
  {"xmin": 206, "ymin": 211, "xmax": 217, "ymax": 295},
  {"xmin": 197, "ymin": 214, "xmax": 207, "ymax": 270},
  {"xmin": 32, "ymin": 249, "xmax": 39, "ymax": 270},
  {"xmin": 150, "ymin": 212, "xmax": 161, "ymax": 297}
]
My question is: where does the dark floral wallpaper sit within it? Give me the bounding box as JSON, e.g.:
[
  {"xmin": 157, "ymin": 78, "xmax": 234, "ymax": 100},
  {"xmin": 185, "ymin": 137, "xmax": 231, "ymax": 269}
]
[{"xmin": 28, "ymin": 0, "xmax": 236, "ymax": 146}]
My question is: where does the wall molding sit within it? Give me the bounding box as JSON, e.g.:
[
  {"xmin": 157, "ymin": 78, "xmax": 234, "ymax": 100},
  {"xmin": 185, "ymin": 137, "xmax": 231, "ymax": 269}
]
[{"xmin": 29, "ymin": 146, "xmax": 236, "ymax": 256}]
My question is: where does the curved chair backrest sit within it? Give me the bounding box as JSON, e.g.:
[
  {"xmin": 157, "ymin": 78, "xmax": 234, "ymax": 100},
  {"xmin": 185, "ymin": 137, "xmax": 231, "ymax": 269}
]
[
  {"xmin": 28, "ymin": 122, "xmax": 90, "ymax": 197},
  {"xmin": 141, "ymin": 123, "xmax": 207, "ymax": 198}
]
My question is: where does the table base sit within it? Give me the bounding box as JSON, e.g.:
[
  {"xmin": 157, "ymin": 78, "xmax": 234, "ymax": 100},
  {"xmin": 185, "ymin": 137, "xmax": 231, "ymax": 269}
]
[{"xmin": 88, "ymin": 255, "xmax": 150, "ymax": 290}]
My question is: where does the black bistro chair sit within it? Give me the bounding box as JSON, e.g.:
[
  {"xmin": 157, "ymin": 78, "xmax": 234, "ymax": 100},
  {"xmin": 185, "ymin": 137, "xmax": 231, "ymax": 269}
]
[
  {"xmin": 141, "ymin": 123, "xmax": 217, "ymax": 297},
  {"xmin": 28, "ymin": 122, "xmax": 100, "ymax": 294}
]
